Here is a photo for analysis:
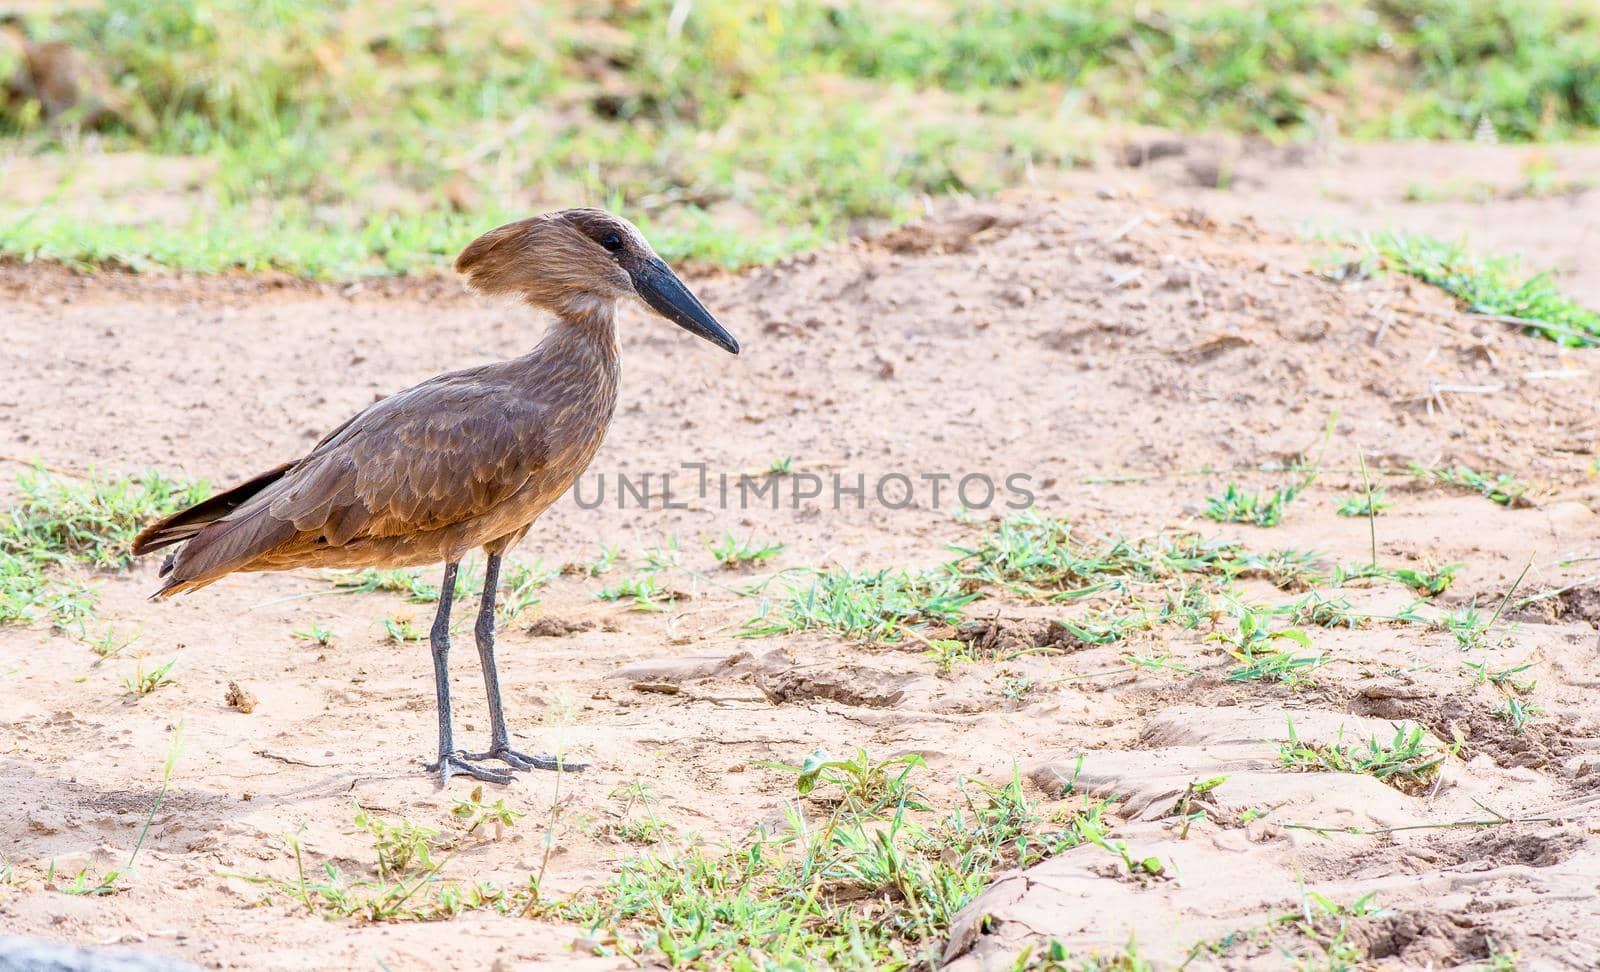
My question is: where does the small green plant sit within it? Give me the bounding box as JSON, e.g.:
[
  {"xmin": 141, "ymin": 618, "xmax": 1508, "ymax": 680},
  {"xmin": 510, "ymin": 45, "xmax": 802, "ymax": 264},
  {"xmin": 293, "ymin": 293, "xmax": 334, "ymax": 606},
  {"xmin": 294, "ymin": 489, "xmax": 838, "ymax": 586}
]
[
  {"xmin": 1390, "ymin": 563, "xmax": 1461, "ymax": 597},
  {"xmin": 293, "ymin": 624, "xmax": 335, "ymax": 647},
  {"xmin": 497, "ymin": 559, "xmax": 557, "ymax": 625},
  {"xmin": 1208, "ymin": 603, "xmax": 1323, "ymax": 687},
  {"xmin": 1336, "ymin": 489, "xmax": 1392, "ymax": 517},
  {"xmin": 576, "ymin": 543, "xmax": 622, "ymax": 577},
  {"xmin": 1496, "ymin": 697, "xmax": 1542, "ymax": 735},
  {"xmin": 1270, "ymin": 888, "xmax": 1386, "ymax": 970},
  {"xmin": 597, "ymin": 571, "xmax": 677, "ymax": 612},
  {"xmin": 1020, "ymin": 937, "xmax": 1143, "ymax": 970},
  {"xmin": 235, "ymin": 790, "xmax": 532, "ymax": 922},
  {"xmin": 1354, "ymin": 450, "xmax": 1381, "ymax": 568},
  {"xmin": 1235, "ymin": 547, "xmax": 1327, "ymax": 589},
  {"xmin": 1125, "ymin": 653, "xmax": 1198, "ymax": 675},
  {"xmin": 1405, "ymin": 565, "xmax": 1460, "ymax": 597},
  {"xmin": 1338, "ymin": 561, "xmax": 1461, "ymax": 597},
  {"xmin": 767, "ymin": 748, "xmax": 929, "ymax": 814},
  {"xmin": 1000, "ymin": 676, "xmax": 1036, "ymax": 701},
  {"xmin": 1406, "ymin": 463, "xmax": 1530, "ymax": 507},
  {"xmin": 0, "ymin": 554, "xmax": 97, "ymax": 630},
  {"xmin": 1226, "ymin": 652, "xmax": 1327, "ymax": 686},
  {"xmin": 708, "ymin": 532, "xmax": 784, "ymax": 569},
  {"xmin": 1155, "ymin": 584, "xmax": 1219, "ymax": 630},
  {"xmin": 124, "ymin": 657, "xmax": 178, "ymax": 696},
  {"xmin": 640, "ymin": 537, "xmax": 683, "ymax": 573},
  {"xmin": 562, "ymin": 755, "xmax": 1096, "ymax": 966},
  {"xmin": 946, "ymin": 511, "xmax": 1240, "ymax": 600},
  {"xmin": 381, "ymin": 616, "xmax": 424, "ymax": 642},
  {"xmin": 353, "ymin": 805, "xmax": 440, "ymax": 881},
  {"xmin": 1170, "ymin": 775, "xmax": 1227, "ymax": 837},
  {"xmin": 744, "ymin": 567, "xmax": 977, "ymax": 643},
  {"xmin": 334, "ymin": 567, "xmax": 439, "ymax": 602},
  {"xmin": 1285, "ymin": 592, "xmax": 1362, "ymax": 629},
  {"xmin": 608, "ymin": 780, "xmax": 672, "ymax": 845},
  {"xmin": 1203, "ymin": 481, "xmax": 1304, "ymax": 527},
  {"xmin": 1440, "ymin": 601, "xmax": 1506, "ymax": 649},
  {"xmin": 233, "ymin": 818, "xmax": 522, "ymax": 922},
  {"xmin": 946, "ymin": 511, "xmax": 1079, "ymax": 595},
  {"xmin": 609, "ymin": 778, "xmax": 660, "ymax": 817},
  {"xmin": 768, "ymin": 456, "xmax": 796, "ymax": 476},
  {"xmin": 1057, "ymin": 609, "xmax": 1155, "ymax": 646},
  {"xmin": 1477, "ymin": 939, "xmax": 1521, "ymax": 970},
  {"xmin": 1464, "ymin": 660, "xmax": 1536, "ymax": 695},
  {"xmin": 451, "ymin": 786, "xmax": 526, "ymax": 839},
  {"xmin": 923, "ymin": 636, "xmax": 980, "ymax": 675},
  {"xmin": 1279, "ymin": 719, "xmax": 1445, "ymax": 794},
  {"xmin": 1074, "ymin": 803, "xmax": 1164, "ymax": 878},
  {"xmin": 2, "ymin": 468, "xmax": 209, "ymax": 569},
  {"xmin": 615, "ymin": 817, "xmax": 675, "ymax": 845}
]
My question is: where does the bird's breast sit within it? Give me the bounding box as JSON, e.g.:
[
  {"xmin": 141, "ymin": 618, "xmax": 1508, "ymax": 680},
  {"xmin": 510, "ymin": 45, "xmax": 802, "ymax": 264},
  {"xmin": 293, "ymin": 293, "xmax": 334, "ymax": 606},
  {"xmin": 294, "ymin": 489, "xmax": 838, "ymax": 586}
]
[{"xmin": 495, "ymin": 381, "xmax": 617, "ymax": 530}]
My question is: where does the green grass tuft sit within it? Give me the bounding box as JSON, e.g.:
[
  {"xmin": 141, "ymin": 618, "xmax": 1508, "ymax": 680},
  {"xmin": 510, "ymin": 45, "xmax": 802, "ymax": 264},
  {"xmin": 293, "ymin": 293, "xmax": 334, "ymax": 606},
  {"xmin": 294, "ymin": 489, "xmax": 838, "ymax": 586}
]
[
  {"xmin": 708, "ymin": 533, "xmax": 785, "ymax": 570},
  {"xmin": 1368, "ymin": 231, "xmax": 1600, "ymax": 347},
  {"xmin": 946, "ymin": 511, "xmax": 1243, "ymax": 600},
  {"xmin": 744, "ymin": 567, "xmax": 978, "ymax": 643},
  {"xmin": 1208, "ymin": 602, "xmax": 1324, "ymax": 687},
  {"xmin": 1279, "ymin": 719, "xmax": 1447, "ymax": 794},
  {"xmin": 2, "ymin": 467, "xmax": 208, "ymax": 570},
  {"xmin": 0, "ymin": 468, "xmax": 207, "ymax": 630},
  {"xmin": 562, "ymin": 760, "xmax": 1098, "ymax": 967},
  {"xmin": 1335, "ymin": 488, "xmax": 1393, "ymax": 518},
  {"xmin": 230, "ymin": 796, "xmax": 534, "ymax": 922},
  {"xmin": 1405, "ymin": 462, "xmax": 1531, "ymax": 507},
  {"xmin": 1203, "ymin": 481, "xmax": 1304, "ymax": 528}
]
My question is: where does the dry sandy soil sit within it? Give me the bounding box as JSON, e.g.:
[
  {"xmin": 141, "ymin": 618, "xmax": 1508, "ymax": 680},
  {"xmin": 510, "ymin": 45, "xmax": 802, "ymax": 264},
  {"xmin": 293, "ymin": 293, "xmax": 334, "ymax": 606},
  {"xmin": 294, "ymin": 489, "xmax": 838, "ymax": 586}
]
[{"xmin": 2, "ymin": 141, "xmax": 1600, "ymax": 970}]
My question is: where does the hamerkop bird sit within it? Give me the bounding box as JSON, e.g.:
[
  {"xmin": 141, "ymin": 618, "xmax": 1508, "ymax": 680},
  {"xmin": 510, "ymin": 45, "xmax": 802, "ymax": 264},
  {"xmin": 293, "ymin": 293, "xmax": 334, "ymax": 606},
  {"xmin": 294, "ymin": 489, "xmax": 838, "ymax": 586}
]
[{"xmin": 132, "ymin": 209, "xmax": 739, "ymax": 784}]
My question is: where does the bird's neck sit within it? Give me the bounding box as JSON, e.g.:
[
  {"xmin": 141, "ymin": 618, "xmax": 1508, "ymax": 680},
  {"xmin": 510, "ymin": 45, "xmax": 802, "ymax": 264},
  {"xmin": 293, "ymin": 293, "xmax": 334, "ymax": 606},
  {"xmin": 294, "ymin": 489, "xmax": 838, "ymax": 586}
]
[
  {"xmin": 523, "ymin": 298, "xmax": 621, "ymax": 387},
  {"xmin": 554, "ymin": 294, "xmax": 621, "ymax": 348}
]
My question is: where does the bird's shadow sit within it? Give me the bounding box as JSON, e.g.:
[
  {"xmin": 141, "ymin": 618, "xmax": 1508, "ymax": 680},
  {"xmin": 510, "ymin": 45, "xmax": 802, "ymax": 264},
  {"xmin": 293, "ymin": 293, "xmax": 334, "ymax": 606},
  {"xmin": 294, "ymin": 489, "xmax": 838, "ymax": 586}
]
[{"xmin": 0, "ymin": 756, "xmax": 392, "ymax": 868}]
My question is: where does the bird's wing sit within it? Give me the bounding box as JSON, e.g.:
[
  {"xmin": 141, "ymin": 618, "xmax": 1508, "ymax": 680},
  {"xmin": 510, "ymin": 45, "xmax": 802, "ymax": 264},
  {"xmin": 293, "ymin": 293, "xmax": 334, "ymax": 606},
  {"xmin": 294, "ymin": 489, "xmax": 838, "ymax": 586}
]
[{"xmin": 266, "ymin": 372, "xmax": 550, "ymax": 544}]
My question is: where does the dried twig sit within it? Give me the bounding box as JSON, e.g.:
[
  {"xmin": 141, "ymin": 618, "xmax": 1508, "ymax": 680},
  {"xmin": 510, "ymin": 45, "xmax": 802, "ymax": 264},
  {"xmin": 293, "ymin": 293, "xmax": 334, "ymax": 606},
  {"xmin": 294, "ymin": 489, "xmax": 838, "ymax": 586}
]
[{"xmin": 1281, "ymin": 810, "xmax": 1576, "ymax": 837}]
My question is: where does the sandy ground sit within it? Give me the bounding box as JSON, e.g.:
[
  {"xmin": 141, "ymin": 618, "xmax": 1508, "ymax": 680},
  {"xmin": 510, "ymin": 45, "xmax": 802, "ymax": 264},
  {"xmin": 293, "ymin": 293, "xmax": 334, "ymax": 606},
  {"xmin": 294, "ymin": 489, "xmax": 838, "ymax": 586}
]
[
  {"xmin": 2, "ymin": 143, "xmax": 1600, "ymax": 970},
  {"xmin": 1089, "ymin": 137, "xmax": 1600, "ymax": 307}
]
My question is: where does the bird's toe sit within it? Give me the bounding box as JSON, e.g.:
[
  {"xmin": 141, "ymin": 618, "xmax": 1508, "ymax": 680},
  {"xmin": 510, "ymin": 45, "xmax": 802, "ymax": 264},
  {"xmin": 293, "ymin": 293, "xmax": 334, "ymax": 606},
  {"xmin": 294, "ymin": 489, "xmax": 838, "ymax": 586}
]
[
  {"xmin": 466, "ymin": 746, "xmax": 585, "ymax": 773},
  {"xmin": 427, "ymin": 753, "xmax": 516, "ymax": 786}
]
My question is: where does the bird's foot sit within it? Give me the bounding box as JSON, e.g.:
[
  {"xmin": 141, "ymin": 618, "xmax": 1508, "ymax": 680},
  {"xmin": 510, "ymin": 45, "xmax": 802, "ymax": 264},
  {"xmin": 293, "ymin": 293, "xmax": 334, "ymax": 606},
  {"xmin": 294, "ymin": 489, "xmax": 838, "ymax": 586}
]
[
  {"xmin": 464, "ymin": 745, "xmax": 587, "ymax": 773},
  {"xmin": 426, "ymin": 751, "xmax": 515, "ymax": 786}
]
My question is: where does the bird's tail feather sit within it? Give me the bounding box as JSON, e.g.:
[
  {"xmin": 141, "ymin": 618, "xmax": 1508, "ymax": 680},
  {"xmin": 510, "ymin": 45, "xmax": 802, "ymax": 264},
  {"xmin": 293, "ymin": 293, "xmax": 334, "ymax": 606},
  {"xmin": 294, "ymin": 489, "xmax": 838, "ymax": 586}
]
[
  {"xmin": 132, "ymin": 463, "xmax": 292, "ymax": 558},
  {"xmin": 133, "ymin": 463, "xmax": 297, "ymax": 598},
  {"xmin": 149, "ymin": 507, "xmax": 299, "ymax": 598}
]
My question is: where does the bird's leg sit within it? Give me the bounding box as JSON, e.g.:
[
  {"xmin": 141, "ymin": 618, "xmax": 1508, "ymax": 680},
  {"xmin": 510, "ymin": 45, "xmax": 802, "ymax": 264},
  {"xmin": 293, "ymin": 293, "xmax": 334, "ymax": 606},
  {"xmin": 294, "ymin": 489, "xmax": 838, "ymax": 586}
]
[
  {"xmin": 464, "ymin": 553, "xmax": 587, "ymax": 773},
  {"xmin": 423, "ymin": 561, "xmax": 512, "ymax": 786}
]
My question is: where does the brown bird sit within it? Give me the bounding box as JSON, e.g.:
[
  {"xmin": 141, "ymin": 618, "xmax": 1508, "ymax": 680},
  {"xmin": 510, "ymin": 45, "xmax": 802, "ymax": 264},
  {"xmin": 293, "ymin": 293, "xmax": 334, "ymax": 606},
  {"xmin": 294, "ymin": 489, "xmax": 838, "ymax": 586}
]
[{"xmin": 132, "ymin": 209, "xmax": 739, "ymax": 784}]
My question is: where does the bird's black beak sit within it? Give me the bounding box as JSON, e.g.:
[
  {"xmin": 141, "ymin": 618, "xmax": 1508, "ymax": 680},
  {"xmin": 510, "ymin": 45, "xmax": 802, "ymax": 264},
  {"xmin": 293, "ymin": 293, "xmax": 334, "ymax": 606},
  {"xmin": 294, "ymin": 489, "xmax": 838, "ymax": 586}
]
[{"xmin": 631, "ymin": 257, "xmax": 740, "ymax": 355}]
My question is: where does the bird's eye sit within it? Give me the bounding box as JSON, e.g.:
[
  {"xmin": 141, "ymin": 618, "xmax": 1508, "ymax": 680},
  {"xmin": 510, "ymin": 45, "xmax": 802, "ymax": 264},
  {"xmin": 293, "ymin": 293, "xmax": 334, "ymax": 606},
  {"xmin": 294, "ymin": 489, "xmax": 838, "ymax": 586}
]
[{"xmin": 600, "ymin": 232, "xmax": 624, "ymax": 253}]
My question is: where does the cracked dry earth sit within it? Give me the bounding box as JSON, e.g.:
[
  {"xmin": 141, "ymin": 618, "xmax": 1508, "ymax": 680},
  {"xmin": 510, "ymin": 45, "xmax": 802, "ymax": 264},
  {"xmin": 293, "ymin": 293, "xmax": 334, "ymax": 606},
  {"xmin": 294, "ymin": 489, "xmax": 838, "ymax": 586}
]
[{"xmin": 3, "ymin": 193, "xmax": 1600, "ymax": 969}]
